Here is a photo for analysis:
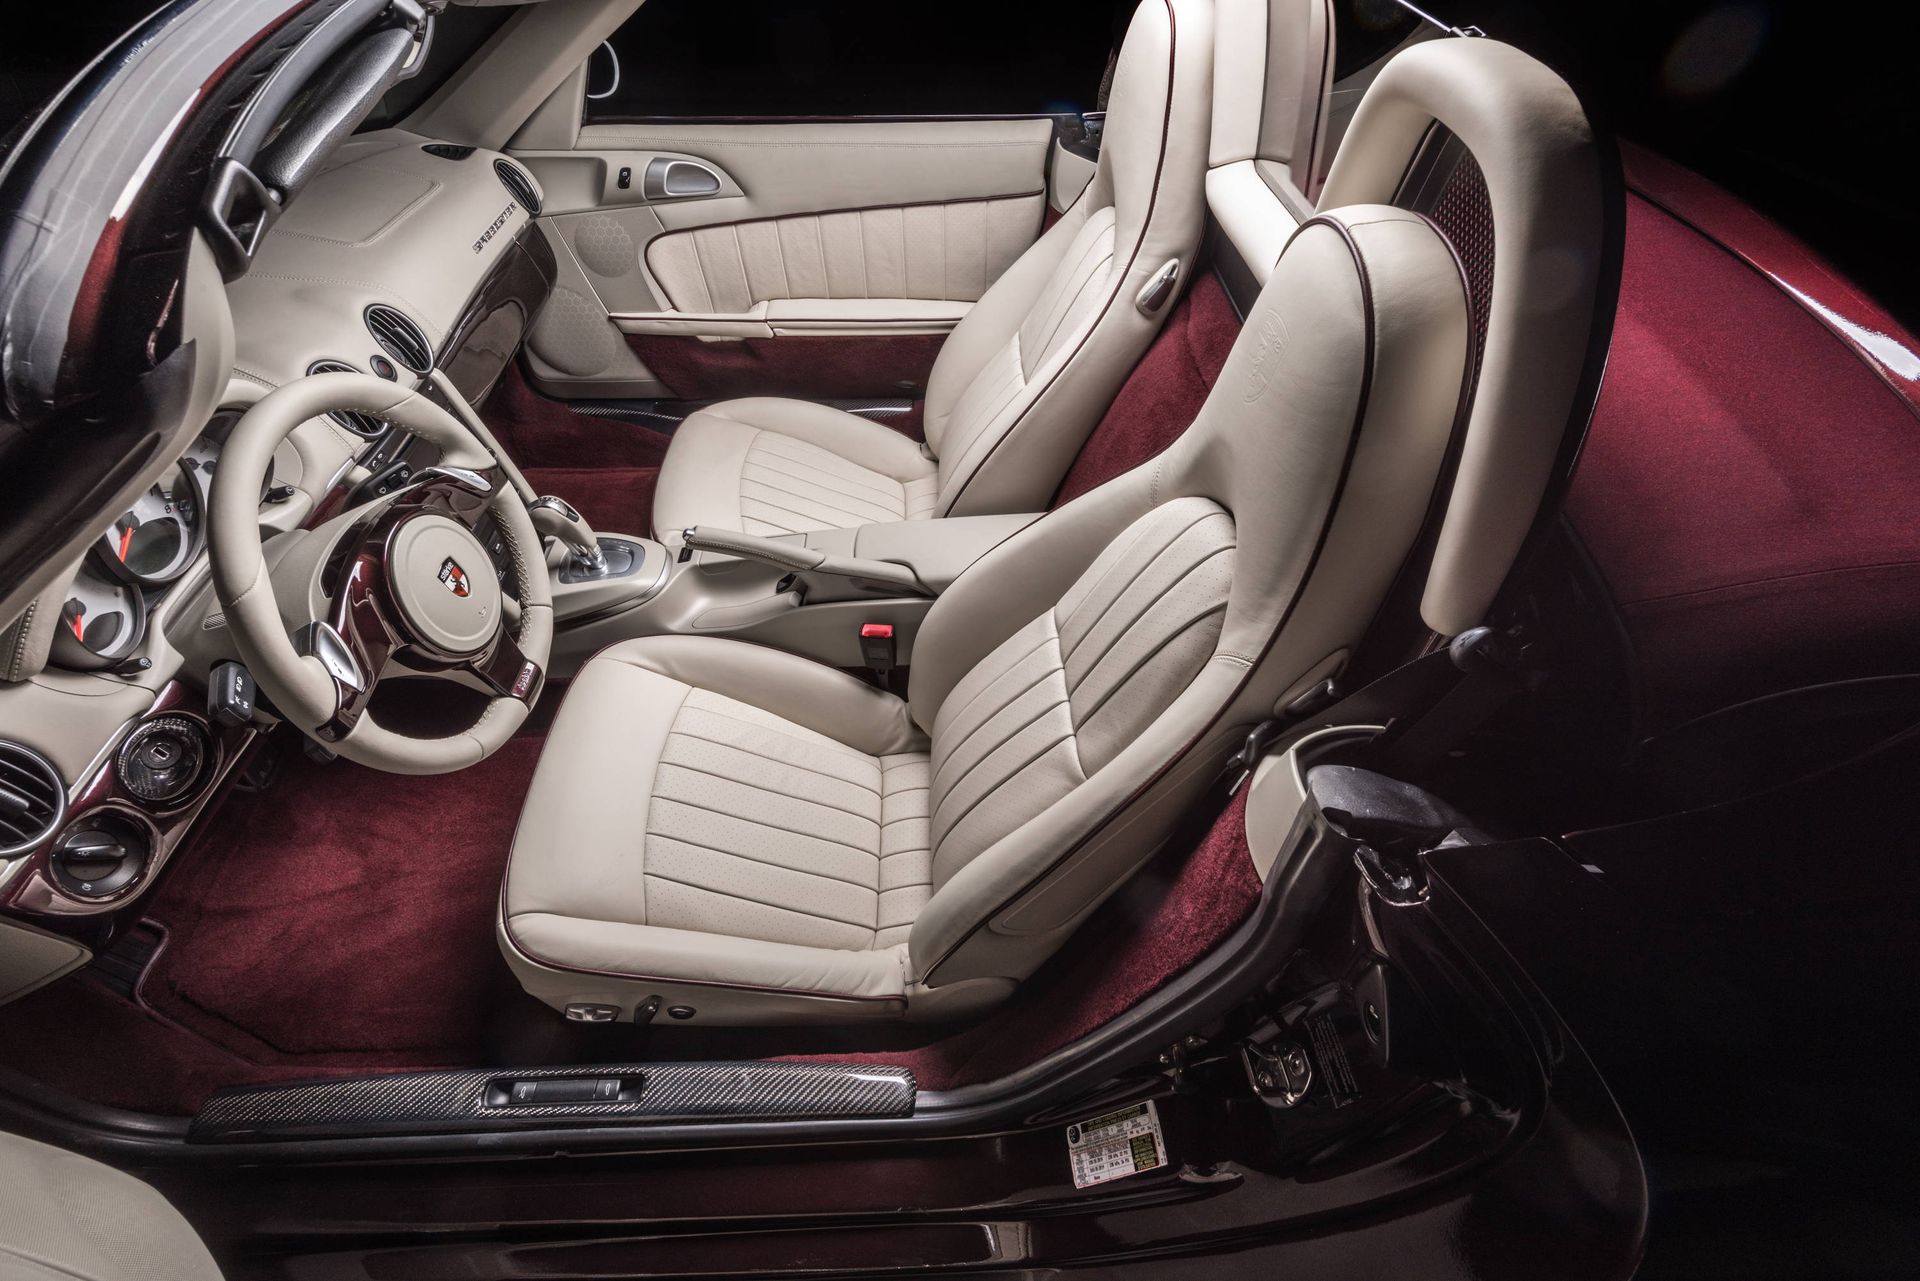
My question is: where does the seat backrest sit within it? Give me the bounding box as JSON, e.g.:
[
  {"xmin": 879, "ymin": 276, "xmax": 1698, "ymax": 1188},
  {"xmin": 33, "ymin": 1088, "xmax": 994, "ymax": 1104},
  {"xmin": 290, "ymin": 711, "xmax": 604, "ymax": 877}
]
[
  {"xmin": 1202, "ymin": 0, "xmax": 1336, "ymax": 284},
  {"xmin": 1211, "ymin": 0, "xmax": 1336, "ymax": 209},
  {"xmin": 909, "ymin": 202, "xmax": 1471, "ymax": 988},
  {"xmin": 901, "ymin": 38, "xmax": 1608, "ymax": 994},
  {"xmin": 921, "ymin": 0, "xmax": 1213, "ymax": 519}
]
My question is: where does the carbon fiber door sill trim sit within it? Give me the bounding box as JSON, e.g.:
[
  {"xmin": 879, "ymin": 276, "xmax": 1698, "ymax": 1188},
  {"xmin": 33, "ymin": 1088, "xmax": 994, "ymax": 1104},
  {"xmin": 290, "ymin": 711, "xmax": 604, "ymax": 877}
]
[{"xmin": 190, "ymin": 1061, "xmax": 916, "ymax": 1143}]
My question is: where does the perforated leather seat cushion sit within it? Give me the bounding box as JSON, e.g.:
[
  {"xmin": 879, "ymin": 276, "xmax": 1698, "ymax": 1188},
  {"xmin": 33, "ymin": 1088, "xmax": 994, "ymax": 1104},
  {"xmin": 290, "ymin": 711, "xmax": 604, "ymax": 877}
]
[
  {"xmin": 0, "ymin": 1130, "xmax": 222, "ymax": 1281},
  {"xmin": 503, "ymin": 637, "xmax": 932, "ymax": 1009},
  {"xmin": 650, "ymin": 398, "xmax": 938, "ymax": 537}
]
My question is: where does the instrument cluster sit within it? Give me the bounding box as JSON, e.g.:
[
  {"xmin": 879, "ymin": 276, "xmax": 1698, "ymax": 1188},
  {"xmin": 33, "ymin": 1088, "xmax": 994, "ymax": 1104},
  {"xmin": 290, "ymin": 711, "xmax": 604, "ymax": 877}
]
[{"xmin": 52, "ymin": 426, "xmax": 231, "ymax": 671}]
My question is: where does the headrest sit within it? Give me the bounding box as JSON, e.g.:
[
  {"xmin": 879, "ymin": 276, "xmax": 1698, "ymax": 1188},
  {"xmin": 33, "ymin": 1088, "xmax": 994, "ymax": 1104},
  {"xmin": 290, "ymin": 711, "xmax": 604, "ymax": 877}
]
[{"xmin": 1321, "ymin": 38, "xmax": 1608, "ymax": 634}]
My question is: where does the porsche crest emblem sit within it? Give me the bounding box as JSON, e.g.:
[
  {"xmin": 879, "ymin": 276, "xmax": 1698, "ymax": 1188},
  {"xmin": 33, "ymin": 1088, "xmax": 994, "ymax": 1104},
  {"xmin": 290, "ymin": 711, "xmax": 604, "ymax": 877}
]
[{"xmin": 438, "ymin": 556, "xmax": 471, "ymax": 598}]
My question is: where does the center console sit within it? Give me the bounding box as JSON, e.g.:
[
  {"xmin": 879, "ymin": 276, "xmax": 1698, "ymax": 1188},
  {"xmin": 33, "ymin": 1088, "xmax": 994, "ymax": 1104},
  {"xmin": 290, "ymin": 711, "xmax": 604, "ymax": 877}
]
[{"xmin": 545, "ymin": 514, "xmax": 1039, "ymax": 675}]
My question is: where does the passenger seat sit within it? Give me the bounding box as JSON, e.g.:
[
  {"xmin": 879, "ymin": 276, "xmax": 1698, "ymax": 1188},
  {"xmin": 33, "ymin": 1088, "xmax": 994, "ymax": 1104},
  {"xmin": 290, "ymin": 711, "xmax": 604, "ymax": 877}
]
[
  {"xmin": 650, "ymin": 0, "xmax": 1214, "ymax": 539},
  {"xmin": 0, "ymin": 1129, "xmax": 221, "ymax": 1280}
]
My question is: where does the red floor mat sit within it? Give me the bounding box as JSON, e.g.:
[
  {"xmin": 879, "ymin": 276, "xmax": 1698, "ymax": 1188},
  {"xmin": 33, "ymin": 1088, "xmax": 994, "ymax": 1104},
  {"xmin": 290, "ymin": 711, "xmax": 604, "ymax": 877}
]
[
  {"xmin": 138, "ymin": 742, "xmax": 544, "ymax": 1062},
  {"xmin": 0, "ymin": 732, "xmax": 576, "ymax": 1115},
  {"xmin": 482, "ymin": 364, "xmax": 672, "ymax": 470},
  {"xmin": 483, "ymin": 363, "xmax": 671, "ymax": 539}
]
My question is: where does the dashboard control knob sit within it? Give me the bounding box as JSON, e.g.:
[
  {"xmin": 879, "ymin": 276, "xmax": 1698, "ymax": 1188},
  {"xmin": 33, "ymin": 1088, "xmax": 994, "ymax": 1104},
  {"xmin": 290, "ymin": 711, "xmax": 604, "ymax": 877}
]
[{"xmin": 49, "ymin": 814, "xmax": 150, "ymax": 899}]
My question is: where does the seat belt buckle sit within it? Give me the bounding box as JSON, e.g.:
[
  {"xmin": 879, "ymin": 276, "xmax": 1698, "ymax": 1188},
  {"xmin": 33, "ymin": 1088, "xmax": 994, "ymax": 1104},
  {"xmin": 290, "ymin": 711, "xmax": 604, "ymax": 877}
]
[{"xmin": 859, "ymin": 623, "xmax": 896, "ymax": 676}]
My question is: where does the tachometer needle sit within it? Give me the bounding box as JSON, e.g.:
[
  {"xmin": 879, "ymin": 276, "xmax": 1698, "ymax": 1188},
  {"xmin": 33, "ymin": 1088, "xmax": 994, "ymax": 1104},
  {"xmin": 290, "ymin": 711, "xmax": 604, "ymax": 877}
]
[{"xmin": 118, "ymin": 524, "xmax": 136, "ymax": 561}]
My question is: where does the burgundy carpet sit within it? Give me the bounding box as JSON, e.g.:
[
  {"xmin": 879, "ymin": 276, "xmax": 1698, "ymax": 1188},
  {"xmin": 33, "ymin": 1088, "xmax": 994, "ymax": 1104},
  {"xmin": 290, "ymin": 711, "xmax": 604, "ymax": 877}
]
[
  {"xmin": 139, "ymin": 743, "xmax": 543, "ymax": 1062},
  {"xmin": 0, "ymin": 700, "xmax": 584, "ymax": 1115},
  {"xmin": 520, "ymin": 465, "xmax": 658, "ymax": 538},
  {"xmin": 626, "ymin": 332, "xmax": 943, "ymax": 408},
  {"xmin": 483, "ymin": 363, "xmax": 673, "ymax": 469},
  {"xmin": 483, "ymin": 363, "xmax": 671, "ymax": 535},
  {"xmin": 1052, "ymin": 271, "xmax": 1241, "ymax": 507}
]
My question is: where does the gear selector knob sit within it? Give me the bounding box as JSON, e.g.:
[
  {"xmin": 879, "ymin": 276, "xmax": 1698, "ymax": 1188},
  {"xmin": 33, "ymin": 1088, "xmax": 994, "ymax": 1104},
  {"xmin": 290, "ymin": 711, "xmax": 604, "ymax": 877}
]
[{"xmin": 529, "ymin": 495, "xmax": 607, "ymax": 575}]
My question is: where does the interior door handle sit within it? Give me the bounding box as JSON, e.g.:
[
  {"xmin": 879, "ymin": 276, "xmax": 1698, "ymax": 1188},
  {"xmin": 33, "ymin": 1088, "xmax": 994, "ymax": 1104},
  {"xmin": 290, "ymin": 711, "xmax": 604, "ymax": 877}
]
[{"xmin": 643, "ymin": 158, "xmax": 723, "ymax": 200}]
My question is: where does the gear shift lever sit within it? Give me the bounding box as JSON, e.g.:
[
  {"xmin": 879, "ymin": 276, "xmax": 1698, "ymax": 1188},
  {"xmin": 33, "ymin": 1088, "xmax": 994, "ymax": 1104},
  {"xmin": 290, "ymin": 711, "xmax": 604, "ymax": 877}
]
[{"xmin": 529, "ymin": 496, "xmax": 608, "ymax": 575}]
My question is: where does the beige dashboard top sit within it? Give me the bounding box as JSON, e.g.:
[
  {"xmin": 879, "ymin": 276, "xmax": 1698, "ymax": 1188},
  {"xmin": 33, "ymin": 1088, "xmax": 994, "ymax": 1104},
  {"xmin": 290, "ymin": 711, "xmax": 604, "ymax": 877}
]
[{"xmin": 226, "ymin": 129, "xmax": 538, "ymax": 392}]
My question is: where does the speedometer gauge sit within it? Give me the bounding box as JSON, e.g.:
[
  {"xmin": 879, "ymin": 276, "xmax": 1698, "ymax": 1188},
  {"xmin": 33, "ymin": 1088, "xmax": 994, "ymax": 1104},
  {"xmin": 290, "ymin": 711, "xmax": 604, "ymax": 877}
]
[
  {"xmin": 50, "ymin": 566, "xmax": 149, "ymax": 670},
  {"xmin": 92, "ymin": 460, "xmax": 204, "ymax": 586}
]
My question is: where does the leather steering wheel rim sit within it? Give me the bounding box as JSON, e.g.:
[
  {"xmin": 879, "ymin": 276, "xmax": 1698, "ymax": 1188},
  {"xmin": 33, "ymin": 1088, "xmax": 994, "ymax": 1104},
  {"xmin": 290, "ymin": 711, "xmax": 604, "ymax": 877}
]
[{"xmin": 210, "ymin": 371, "xmax": 553, "ymax": 774}]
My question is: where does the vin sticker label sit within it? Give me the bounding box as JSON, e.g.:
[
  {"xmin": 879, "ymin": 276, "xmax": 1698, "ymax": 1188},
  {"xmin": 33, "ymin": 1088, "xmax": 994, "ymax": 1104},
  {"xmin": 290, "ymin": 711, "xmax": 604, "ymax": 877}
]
[{"xmin": 1066, "ymin": 1100, "xmax": 1168, "ymax": 1189}]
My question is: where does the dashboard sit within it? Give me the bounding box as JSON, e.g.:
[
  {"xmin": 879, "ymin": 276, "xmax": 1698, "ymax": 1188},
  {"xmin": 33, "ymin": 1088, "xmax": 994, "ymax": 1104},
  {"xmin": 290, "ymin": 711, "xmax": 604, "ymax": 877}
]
[
  {"xmin": 54, "ymin": 429, "xmax": 228, "ymax": 672},
  {"xmin": 0, "ymin": 125, "xmax": 554, "ymax": 923}
]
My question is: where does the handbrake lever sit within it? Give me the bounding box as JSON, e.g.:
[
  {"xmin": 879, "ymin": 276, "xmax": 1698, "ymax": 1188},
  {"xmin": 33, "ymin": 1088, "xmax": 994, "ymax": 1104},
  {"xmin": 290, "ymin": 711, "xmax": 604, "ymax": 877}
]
[{"xmin": 679, "ymin": 525, "xmax": 932, "ymax": 597}]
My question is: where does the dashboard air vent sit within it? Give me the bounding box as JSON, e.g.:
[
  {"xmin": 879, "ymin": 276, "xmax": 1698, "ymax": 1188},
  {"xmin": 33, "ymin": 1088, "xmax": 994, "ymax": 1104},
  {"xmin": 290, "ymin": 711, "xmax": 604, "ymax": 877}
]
[
  {"xmin": 494, "ymin": 159, "xmax": 541, "ymax": 216},
  {"xmin": 363, "ymin": 305, "xmax": 433, "ymax": 375},
  {"xmin": 422, "ymin": 143, "xmax": 475, "ymax": 161},
  {"xmin": 305, "ymin": 361, "xmax": 388, "ymax": 437},
  {"xmin": 0, "ymin": 740, "xmax": 66, "ymax": 857}
]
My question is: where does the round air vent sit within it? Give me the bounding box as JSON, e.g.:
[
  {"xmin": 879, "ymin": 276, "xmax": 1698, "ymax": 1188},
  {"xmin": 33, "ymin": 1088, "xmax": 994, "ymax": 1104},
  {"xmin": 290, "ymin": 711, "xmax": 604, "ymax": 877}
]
[
  {"xmin": 305, "ymin": 361, "xmax": 389, "ymax": 437},
  {"xmin": 494, "ymin": 159, "xmax": 541, "ymax": 216},
  {"xmin": 363, "ymin": 305, "xmax": 433, "ymax": 375},
  {"xmin": 0, "ymin": 740, "xmax": 67, "ymax": 857}
]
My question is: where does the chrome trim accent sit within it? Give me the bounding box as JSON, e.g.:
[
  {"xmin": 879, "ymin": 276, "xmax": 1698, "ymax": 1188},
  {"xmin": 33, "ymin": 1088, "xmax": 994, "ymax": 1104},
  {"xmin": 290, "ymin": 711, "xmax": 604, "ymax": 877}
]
[{"xmin": 295, "ymin": 622, "xmax": 365, "ymax": 692}]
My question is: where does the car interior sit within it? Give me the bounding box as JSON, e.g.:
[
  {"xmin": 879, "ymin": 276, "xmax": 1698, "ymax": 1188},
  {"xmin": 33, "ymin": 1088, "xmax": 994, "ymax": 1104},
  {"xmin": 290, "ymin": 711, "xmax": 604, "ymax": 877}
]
[{"xmin": 17, "ymin": 0, "xmax": 1913, "ymax": 1273}]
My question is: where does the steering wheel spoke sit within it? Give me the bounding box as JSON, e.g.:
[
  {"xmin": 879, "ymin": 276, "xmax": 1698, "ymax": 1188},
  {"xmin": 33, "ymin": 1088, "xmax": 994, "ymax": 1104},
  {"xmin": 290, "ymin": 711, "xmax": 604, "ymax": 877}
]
[
  {"xmin": 467, "ymin": 620, "xmax": 544, "ymax": 705},
  {"xmin": 304, "ymin": 549, "xmax": 402, "ymax": 741},
  {"xmin": 413, "ymin": 464, "xmax": 505, "ymax": 531}
]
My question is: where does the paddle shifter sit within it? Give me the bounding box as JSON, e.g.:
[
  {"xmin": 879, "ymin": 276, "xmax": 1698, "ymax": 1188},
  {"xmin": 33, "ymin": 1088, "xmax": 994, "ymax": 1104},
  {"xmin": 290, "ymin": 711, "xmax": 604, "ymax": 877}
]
[{"xmin": 529, "ymin": 495, "xmax": 607, "ymax": 576}]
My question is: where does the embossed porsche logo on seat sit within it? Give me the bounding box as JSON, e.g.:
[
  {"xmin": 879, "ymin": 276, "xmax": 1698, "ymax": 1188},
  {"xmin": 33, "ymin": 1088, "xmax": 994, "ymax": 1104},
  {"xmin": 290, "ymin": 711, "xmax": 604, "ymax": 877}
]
[
  {"xmin": 438, "ymin": 557, "xmax": 471, "ymax": 598},
  {"xmin": 1241, "ymin": 309, "xmax": 1290, "ymax": 403}
]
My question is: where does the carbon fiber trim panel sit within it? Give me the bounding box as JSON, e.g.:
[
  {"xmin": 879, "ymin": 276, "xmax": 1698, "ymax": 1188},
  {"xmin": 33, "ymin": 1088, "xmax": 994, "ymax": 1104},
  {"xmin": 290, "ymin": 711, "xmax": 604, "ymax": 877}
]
[{"xmin": 191, "ymin": 1061, "xmax": 916, "ymax": 1142}]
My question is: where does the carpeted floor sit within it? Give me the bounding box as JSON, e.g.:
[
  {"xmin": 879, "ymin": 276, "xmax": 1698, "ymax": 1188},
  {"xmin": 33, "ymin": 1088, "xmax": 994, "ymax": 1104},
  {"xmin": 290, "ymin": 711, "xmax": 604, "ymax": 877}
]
[
  {"xmin": 483, "ymin": 363, "xmax": 673, "ymax": 537},
  {"xmin": 140, "ymin": 742, "xmax": 544, "ymax": 1062},
  {"xmin": 520, "ymin": 464, "xmax": 658, "ymax": 538},
  {"xmin": 0, "ymin": 694, "xmax": 602, "ymax": 1115}
]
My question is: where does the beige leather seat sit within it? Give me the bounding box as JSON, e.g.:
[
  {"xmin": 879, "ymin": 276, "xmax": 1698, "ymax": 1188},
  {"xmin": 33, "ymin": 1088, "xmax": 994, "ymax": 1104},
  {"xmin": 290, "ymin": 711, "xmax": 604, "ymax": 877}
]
[
  {"xmin": 649, "ymin": 0, "xmax": 1213, "ymax": 539},
  {"xmin": 0, "ymin": 1130, "xmax": 221, "ymax": 1280},
  {"xmin": 501, "ymin": 38, "xmax": 1607, "ymax": 1027}
]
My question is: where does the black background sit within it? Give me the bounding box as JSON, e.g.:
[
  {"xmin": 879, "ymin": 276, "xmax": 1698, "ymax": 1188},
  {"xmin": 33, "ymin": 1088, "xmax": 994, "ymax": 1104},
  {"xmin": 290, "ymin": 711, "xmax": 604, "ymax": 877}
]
[{"xmin": 5, "ymin": 1, "xmax": 1917, "ymax": 323}]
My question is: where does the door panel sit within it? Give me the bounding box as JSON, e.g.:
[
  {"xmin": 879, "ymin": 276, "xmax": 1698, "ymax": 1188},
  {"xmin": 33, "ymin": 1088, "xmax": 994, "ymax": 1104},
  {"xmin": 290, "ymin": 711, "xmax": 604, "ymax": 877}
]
[
  {"xmin": 642, "ymin": 192, "xmax": 1045, "ymax": 315},
  {"xmin": 515, "ymin": 118, "xmax": 1053, "ymax": 399}
]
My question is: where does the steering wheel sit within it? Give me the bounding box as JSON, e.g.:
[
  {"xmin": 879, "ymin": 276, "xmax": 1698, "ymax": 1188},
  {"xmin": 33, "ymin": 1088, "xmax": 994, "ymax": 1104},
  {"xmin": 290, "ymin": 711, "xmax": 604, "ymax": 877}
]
[{"xmin": 209, "ymin": 372, "xmax": 553, "ymax": 774}]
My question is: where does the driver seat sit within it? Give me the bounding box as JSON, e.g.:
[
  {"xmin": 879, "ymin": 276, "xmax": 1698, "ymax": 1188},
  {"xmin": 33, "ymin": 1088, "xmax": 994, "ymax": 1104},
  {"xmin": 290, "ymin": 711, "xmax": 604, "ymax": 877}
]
[{"xmin": 500, "ymin": 41, "xmax": 1607, "ymax": 1026}]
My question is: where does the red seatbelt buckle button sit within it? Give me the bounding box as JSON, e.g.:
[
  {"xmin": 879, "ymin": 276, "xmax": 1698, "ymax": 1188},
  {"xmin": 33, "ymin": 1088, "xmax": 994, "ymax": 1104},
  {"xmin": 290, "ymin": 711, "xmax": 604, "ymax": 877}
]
[{"xmin": 859, "ymin": 623, "xmax": 896, "ymax": 673}]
